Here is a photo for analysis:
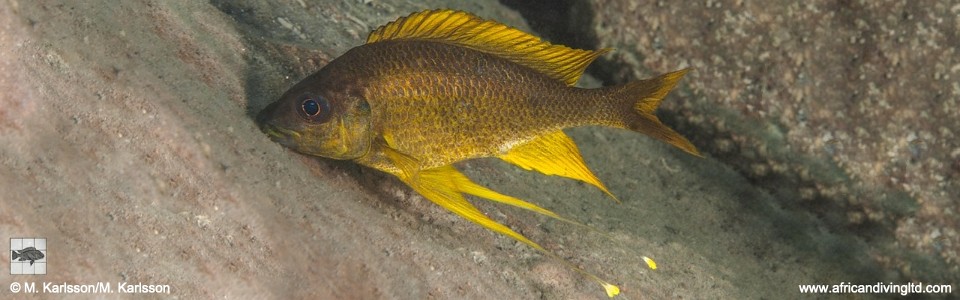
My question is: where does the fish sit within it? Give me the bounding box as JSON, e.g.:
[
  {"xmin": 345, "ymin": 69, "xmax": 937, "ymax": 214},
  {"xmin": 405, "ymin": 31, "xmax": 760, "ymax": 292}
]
[
  {"xmin": 12, "ymin": 247, "xmax": 45, "ymax": 265},
  {"xmin": 257, "ymin": 9, "xmax": 699, "ymax": 297}
]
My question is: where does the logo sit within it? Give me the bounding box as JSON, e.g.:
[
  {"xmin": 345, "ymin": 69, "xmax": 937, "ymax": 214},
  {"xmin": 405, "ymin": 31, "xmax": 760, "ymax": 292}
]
[{"xmin": 10, "ymin": 238, "xmax": 46, "ymax": 275}]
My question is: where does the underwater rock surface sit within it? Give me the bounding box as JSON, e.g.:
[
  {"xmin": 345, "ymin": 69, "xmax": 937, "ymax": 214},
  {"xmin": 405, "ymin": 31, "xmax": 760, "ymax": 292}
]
[
  {"xmin": 1, "ymin": 0, "xmax": 955, "ymax": 298},
  {"xmin": 556, "ymin": 0, "xmax": 959, "ymax": 286}
]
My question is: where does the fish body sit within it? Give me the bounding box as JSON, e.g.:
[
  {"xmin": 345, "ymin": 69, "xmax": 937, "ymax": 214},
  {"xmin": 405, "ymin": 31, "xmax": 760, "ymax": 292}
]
[
  {"xmin": 12, "ymin": 247, "xmax": 44, "ymax": 265},
  {"xmin": 258, "ymin": 9, "xmax": 699, "ymax": 297}
]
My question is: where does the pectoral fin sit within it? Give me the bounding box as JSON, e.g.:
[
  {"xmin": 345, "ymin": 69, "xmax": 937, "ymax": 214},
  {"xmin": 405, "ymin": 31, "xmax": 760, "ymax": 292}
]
[
  {"xmin": 380, "ymin": 145, "xmax": 420, "ymax": 180},
  {"xmin": 499, "ymin": 131, "xmax": 619, "ymax": 203}
]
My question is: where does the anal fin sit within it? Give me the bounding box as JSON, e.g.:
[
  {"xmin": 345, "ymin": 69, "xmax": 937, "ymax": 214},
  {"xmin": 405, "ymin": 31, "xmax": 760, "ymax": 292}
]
[{"xmin": 498, "ymin": 131, "xmax": 619, "ymax": 203}]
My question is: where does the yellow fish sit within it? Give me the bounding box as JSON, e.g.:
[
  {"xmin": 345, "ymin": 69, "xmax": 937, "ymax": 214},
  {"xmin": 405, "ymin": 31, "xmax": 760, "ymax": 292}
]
[{"xmin": 258, "ymin": 9, "xmax": 699, "ymax": 297}]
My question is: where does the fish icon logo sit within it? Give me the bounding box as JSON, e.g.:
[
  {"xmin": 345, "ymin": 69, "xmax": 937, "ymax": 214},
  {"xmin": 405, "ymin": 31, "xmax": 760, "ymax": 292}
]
[
  {"xmin": 9, "ymin": 238, "xmax": 46, "ymax": 275},
  {"xmin": 12, "ymin": 247, "xmax": 45, "ymax": 265}
]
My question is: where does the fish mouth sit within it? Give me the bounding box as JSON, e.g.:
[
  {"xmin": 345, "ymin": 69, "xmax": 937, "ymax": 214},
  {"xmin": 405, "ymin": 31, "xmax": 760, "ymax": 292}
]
[{"xmin": 260, "ymin": 124, "xmax": 300, "ymax": 148}]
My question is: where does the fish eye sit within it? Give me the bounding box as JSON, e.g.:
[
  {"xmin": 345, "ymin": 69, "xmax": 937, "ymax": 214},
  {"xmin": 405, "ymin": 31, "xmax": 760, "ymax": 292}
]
[
  {"xmin": 302, "ymin": 99, "xmax": 320, "ymax": 116},
  {"xmin": 298, "ymin": 94, "xmax": 332, "ymax": 122}
]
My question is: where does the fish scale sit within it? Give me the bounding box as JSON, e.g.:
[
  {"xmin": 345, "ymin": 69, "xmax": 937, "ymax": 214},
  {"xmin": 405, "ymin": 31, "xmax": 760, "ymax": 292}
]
[{"xmin": 355, "ymin": 42, "xmax": 605, "ymax": 167}]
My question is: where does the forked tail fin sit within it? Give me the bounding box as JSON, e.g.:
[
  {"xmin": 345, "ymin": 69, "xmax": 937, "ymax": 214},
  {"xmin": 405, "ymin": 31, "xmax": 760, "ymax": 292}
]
[{"xmin": 619, "ymin": 68, "xmax": 701, "ymax": 157}]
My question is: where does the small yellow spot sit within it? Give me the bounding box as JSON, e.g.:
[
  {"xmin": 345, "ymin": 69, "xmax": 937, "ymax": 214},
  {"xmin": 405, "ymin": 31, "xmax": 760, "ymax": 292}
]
[
  {"xmin": 642, "ymin": 256, "xmax": 657, "ymax": 270},
  {"xmin": 603, "ymin": 283, "xmax": 620, "ymax": 298}
]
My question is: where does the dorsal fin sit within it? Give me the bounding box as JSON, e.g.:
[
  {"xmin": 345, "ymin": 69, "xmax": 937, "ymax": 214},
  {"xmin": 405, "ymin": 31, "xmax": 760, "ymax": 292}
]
[{"xmin": 366, "ymin": 9, "xmax": 610, "ymax": 86}]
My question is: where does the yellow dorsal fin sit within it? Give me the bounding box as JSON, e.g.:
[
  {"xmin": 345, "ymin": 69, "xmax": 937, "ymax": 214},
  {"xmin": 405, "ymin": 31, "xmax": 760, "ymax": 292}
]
[
  {"xmin": 499, "ymin": 131, "xmax": 619, "ymax": 202},
  {"xmin": 367, "ymin": 9, "xmax": 610, "ymax": 86}
]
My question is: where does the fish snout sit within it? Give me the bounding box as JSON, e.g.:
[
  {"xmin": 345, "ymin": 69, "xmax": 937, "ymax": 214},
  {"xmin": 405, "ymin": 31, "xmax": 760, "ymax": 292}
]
[
  {"xmin": 256, "ymin": 101, "xmax": 286, "ymax": 139},
  {"xmin": 255, "ymin": 103, "xmax": 275, "ymax": 129}
]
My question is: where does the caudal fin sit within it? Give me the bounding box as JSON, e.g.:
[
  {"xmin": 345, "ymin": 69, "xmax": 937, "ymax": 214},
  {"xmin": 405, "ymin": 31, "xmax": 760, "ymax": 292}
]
[
  {"xmin": 12, "ymin": 250, "xmax": 19, "ymax": 260},
  {"xmin": 619, "ymin": 68, "xmax": 701, "ymax": 157}
]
